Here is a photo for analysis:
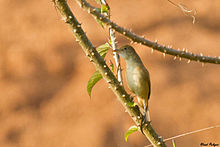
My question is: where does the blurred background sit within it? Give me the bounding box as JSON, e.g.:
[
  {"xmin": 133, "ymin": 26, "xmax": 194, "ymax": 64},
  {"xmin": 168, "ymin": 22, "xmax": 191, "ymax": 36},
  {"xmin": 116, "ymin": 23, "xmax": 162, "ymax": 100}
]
[{"xmin": 0, "ymin": 0, "xmax": 220, "ymax": 146}]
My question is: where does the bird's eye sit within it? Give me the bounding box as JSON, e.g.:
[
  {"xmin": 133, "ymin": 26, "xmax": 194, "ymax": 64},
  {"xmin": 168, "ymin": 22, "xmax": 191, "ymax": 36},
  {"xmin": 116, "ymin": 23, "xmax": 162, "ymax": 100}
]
[{"xmin": 124, "ymin": 47, "xmax": 127, "ymax": 50}]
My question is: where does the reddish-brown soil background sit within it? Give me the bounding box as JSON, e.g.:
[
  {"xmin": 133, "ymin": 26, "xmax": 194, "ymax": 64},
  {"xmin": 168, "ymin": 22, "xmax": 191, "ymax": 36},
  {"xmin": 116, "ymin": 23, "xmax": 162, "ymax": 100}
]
[{"xmin": 0, "ymin": 0, "xmax": 220, "ymax": 147}]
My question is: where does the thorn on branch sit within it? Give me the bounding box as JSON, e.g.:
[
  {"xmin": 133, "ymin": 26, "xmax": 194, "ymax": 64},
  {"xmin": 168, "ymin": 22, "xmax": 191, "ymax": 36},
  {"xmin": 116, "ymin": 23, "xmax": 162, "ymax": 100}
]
[
  {"xmin": 163, "ymin": 53, "xmax": 166, "ymax": 58},
  {"xmin": 151, "ymin": 49, "xmax": 154, "ymax": 54},
  {"xmin": 78, "ymin": 0, "xmax": 220, "ymax": 66}
]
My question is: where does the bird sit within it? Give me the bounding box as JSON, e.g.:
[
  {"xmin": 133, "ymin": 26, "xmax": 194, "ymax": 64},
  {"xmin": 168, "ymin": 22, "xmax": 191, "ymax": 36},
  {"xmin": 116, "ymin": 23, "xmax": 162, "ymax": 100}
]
[{"xmin": 114, "ymin": 45, "xmax": 151, "ymax": 132}]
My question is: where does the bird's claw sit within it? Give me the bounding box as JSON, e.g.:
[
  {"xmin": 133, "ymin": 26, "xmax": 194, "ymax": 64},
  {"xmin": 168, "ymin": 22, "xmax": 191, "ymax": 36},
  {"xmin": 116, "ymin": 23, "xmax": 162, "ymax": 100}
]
[{"xmin": 140, "ymin": 114, "xmax": 151, "ymax": 134}]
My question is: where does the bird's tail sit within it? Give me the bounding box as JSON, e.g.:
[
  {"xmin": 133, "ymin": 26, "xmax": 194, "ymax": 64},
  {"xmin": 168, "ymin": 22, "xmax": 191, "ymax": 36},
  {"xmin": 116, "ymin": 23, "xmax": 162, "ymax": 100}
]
[{"xmin": 137, "ymin": 97, "xmax": 151, "ymax": 122}]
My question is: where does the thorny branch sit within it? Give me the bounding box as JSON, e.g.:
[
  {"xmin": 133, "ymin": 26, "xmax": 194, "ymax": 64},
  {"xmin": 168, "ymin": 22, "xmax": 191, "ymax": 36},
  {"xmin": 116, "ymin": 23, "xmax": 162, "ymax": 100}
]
[
  {"xmin": 76, "ymin": 0, "xmax": 220, "ymax": 64},
  {"xmin": 52, "ymin": 0, "xmax": 167, "ymax": 146}
]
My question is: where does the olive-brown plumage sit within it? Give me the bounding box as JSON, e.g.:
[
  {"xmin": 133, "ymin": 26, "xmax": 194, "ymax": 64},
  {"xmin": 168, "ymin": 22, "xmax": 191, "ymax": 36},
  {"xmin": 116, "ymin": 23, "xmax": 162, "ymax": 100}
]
[{"xmin": 115, "ymin": 45, "xmax": 151, "ymax": 129}]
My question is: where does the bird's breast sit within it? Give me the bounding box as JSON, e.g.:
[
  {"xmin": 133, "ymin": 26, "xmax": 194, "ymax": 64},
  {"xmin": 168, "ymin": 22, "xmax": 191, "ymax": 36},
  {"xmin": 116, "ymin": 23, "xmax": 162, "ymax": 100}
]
[{"xmin": 125, "ymin": 63, "xmax": 150, "ymax": 99}]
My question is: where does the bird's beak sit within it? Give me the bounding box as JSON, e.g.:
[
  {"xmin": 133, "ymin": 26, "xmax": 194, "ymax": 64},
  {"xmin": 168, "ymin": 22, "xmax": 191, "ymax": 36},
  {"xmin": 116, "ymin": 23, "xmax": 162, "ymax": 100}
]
[{"xmin": 113, "ymin": 49, "xmax": 120, "ymax": 53}]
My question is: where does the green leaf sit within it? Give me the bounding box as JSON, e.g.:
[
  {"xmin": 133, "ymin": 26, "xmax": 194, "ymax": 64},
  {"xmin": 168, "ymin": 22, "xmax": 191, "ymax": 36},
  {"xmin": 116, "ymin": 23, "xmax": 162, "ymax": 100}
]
[
  {"xmin": 95, "ymin": 4, "xmax": 109, "ymax": 28},
  {"xmin": 97, "ymin": 19, "xmax": 105, "ymax": 28},
  {"xmin": 95, "ymin": 8, "xmax": 105, "ymax": 28},
  {"xmin": 124, "ymin": 125, "xmax": 138, "ymax": 142},
  {"xmin": 172, "ymin": 140, "xmax": 176, "ymax": 147},
  {"xmin": 101, "ymin": 4, "xmax": 109, "ymax": 14},
  {"xmin": 87, "ymin": 43, "xmax": 110, "ymax": 98},
  {"xmin": 127, "ymin": 101, "xmax": 138, "ymax": 107},
  {"xmin": 87, "ymin": 71, "xmax": 102, "ymax": 97},
  {"xmin": 109, "ymin": 60, "xmax": 114, "ymax": 72},
  {"xmin": 96, "ymin": 43, "xmax": 110, "ymax": 58},
  {"xmin": 108, "ymin": 39, "xmax": 112, "ymax": 46}
]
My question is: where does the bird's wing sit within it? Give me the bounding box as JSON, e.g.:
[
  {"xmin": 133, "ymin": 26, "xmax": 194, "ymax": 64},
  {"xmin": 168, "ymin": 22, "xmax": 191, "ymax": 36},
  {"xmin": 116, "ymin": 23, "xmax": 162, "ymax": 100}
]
[{"xmin": 147, "ymin": 76, "xmax": 151, "ymax": 100}]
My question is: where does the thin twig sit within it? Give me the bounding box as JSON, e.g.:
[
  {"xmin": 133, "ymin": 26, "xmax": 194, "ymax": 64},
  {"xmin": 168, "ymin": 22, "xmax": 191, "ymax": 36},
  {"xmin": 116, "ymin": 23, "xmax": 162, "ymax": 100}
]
[
  {"xmin": 145, "ymin": 125, "xmax": 220, "ymax": 147},
  {"xmin": 164, "ymin": 125, "xmax": 220, "ymax": 142},
  {"xmin": 110, "ymin": 28, "xmax": 123, "ymax": 84},
  {"xmin": 99, "ymin": 0, "xmax": 123, "ymax": 84},
  {"xmin": 167, "ymin": 0, "xmax": 196, "ymax": 24},
  {"xmin": 76, "ymin": 0, "xmax": 220, "ymax": 64}
]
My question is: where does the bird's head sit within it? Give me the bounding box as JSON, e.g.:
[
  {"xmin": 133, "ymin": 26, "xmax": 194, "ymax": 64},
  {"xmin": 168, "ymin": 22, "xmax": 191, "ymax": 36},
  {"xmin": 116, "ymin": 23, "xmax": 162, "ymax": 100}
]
[{"xmin": 114, "ymin": 45, "xmax": 136, "ymax": 60}]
